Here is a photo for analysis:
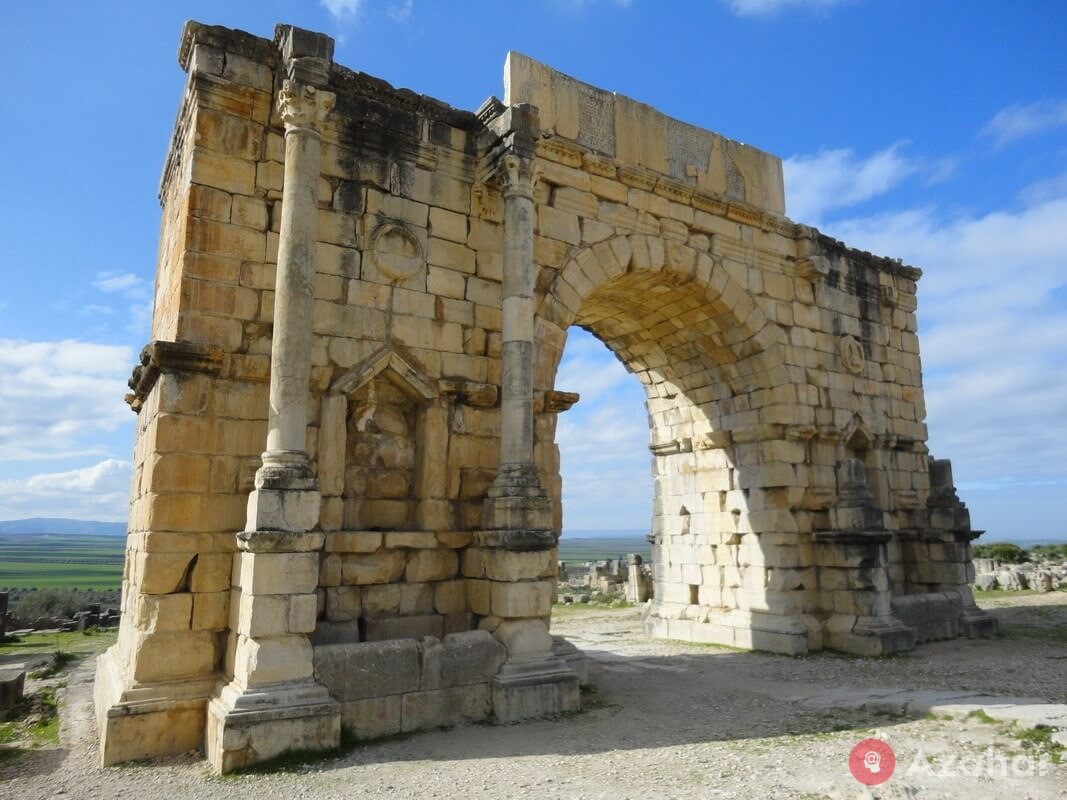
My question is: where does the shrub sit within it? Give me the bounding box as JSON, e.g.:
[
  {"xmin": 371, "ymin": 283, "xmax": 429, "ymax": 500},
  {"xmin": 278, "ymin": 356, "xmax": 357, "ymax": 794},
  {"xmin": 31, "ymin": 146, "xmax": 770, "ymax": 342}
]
[
  {"xmin": 10, "ymin": 589, "xmax": 84, "ymax": 626},
  {"xmin": 1030, "ymin": 544, "xmax": 1067, "ymax": 561}
]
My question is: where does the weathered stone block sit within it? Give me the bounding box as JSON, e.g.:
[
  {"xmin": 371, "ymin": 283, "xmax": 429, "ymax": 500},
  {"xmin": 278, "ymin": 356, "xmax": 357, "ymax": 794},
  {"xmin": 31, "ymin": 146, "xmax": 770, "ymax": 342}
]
[
  {"xmin": 239, "ymin": 552, "xmax": 319, "ymax": 595},
  {"xmin": 325, "ymin": 531, "xmax": 383, "ymax": 553},
  {"xmin": 234, "ymin": 634, "xmax": 314, "ymax": 686},
  {"xmin": 434, "ymin": 580, "xmax": 467, "ymax": 614},
  {"xmin": 361, "ymin": 583, "xmax": 401, "ymax": 617},
  {"xmin": 490, "ymin": 580, "xmax": 554, "ymax": 618},
  {"xmin": 419, "ymin": 631, "xmax": 504, "ymax": 690},
  {"xmin": 135, "ymin": 592, "xmax": 193, "ymax": 632},
  {"xmin": 402, "ymin": 684, "xmax": 491, "ymax": 731},
  {"xmin": 0, "ymin": 668, "xmax": 26, "ymax": 720},
  {"xmin": 325, "ymin": 585, "xmax": 361, "ymax": 622},
  {"xmin": 340, "ymin": 695, "xmax": 402, "ymax": 740},
  {"xmin": 136, "ymin": 551, "xmax": 196, "ymax": 595},
  {"xmin": 190, "ymin": 553, "xmax": 233, "ymax": 593},
  {"xmin": 406, "ymin": 549, "xmax": 459, "ymax": 583},
  {"xmin": 314, "ymin": 639, "xmax": 420, "ymax": 701},
  {"xmin": 399, "ymin": 582, "xmax": 435, "ymax": 615},
  {"xmin": 192, "ymin": 591, "xmax": 230, "ymax": 631},
  {"xmin": 481, "ymin": 549, "xmax": 555, "ymax": 581},
  {"xmin": 365, "ymin": 614, "xmax": 444, "ymax": 642},
  {"xmin": 342, "ymin": 551, "xmax": 407, "ymax": 584},
  {"xmin": 130, "ymin": 630, "xmax": 217, "ymax": 683}
]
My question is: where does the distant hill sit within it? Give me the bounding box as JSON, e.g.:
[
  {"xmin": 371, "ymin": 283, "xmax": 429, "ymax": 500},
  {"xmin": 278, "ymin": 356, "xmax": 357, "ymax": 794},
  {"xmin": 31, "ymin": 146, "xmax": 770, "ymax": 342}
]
[
  {"xmin": 0, "ymin": 518, "xmax": 125, "ymax": 536},
  {"xmin": 563, "ymin": 528, "xmax": 648, "ymax": 539}
]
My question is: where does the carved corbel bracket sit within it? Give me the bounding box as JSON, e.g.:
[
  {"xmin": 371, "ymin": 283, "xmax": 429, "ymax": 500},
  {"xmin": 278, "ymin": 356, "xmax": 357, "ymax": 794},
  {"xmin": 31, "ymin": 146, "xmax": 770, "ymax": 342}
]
[
  {"xmin": 535, "ymin": 390, "xmax": 580, "ymax": 414},
  {"xmin": 438, "ymin": 379, "xmax": 499, "ymax": 408},
  {"xmin": 126, "ymin": 340, "xmax": 224, "ymax": 412}
]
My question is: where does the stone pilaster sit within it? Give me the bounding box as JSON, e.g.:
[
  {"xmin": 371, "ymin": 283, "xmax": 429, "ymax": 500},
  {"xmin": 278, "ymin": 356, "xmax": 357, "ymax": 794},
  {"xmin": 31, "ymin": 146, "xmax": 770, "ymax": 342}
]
[
  {"xmin": 206, "ymin": 27, "xmax": 340, "ymax": 774},
  {"xmin": 817, "ymin": 460, "xmax": 915, "ymax": 655},
  {"xmin": 923, "ymin": 458, "xmax": 998, "ymax": 638}
]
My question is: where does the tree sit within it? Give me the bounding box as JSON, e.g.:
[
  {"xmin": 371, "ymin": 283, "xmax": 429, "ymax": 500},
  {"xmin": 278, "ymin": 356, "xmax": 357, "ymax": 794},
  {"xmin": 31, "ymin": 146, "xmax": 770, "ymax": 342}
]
[{"xmin": 972, "ymin": 542, "xmax": 1028, "ymax": 564}]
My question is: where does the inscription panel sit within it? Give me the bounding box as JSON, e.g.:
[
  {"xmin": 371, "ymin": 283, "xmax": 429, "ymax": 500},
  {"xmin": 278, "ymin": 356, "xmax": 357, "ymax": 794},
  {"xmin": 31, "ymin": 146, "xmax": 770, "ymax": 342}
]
[
  {"xmin": 667, "ymin": 119, "xmax": 713, "ymax": 184},
  {"xmin": 576, "ymin": 83, "xmax": 615, "ymax": 157}
]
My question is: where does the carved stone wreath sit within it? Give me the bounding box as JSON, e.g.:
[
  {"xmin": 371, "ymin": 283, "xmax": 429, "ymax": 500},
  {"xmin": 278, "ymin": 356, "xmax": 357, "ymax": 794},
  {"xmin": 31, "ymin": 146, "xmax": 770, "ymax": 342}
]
[
  {"xmin": 839, "ymin": 335, "xmax": 866, "ymax": 375},
  {"xmin": 368, "ymin": 222, "xmax": 423, "ymax": 282}
]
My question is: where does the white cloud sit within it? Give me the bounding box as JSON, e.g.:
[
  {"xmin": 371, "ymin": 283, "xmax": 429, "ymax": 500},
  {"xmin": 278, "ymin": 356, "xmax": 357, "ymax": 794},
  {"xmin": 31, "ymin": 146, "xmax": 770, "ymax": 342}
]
[
  {"xmin": 557, "ymin": 165, "xmax": 1067, "ymax": 537},
  {"xmin": 0, "ymin": 459, "xmax": 132, "ymax": 522},
  {"xmin": 556, "ymin": 329, "xmax": 652, "ymax": 530},
  {"xmin": 1019, "ymin": 168, "xmax": 1067, "ymax": 206},
  {"xmin": 724, "ymin": 0, "xmax": 849, "ymax": 17},
  {"xmin": 93, "ymin": 272, "xmax": 143, "ymax": 294},
  {"xmin": 0, "ymin": 339, "xmax": 133, "ymax": 462},
  {"xmin": 80, "ymin": 303, "xmax": 115, "ymax": 317},
  {"xmin": 555, "ymin": 330, "xmax": 631, "ymax": 403},
  {"xmin": 825, "ymin": 194, "xmax": 1067, "ymax": 492},
  {"xmin": 321, "ymin": 0, "xmax": 362, "ymax": 20},
  {"xmin": 783, "ymin": 142, "xmax": 921, "ymax": 224},
  {"xmin": 981, "ymin": 99, "xmax": 1067, "ymax": 148},
  {"xmin": 387, "ymin": 0, "xmax": 414, "ymax": 22}
]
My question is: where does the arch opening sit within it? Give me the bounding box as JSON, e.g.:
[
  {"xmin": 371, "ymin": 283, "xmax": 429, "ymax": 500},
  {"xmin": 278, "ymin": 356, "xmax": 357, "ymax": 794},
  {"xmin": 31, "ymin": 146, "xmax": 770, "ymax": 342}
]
[{"xmin": 536, "ymin": 240, "xmax": 812, "ymax": 653}]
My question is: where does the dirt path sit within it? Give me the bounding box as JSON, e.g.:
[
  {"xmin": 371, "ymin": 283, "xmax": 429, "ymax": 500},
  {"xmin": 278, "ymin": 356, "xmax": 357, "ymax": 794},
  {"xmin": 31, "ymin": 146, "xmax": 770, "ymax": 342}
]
[{"xmin": 2, "ymin": 594, "xmax": 1065, "ymax": 799}]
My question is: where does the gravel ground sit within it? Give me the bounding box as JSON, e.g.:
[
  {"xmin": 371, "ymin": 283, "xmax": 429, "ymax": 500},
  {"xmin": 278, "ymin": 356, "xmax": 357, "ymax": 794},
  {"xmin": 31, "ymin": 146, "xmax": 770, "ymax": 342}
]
[{"xmin": 2, "ymin": 592, "xmax": 1065, "ymax": 799}]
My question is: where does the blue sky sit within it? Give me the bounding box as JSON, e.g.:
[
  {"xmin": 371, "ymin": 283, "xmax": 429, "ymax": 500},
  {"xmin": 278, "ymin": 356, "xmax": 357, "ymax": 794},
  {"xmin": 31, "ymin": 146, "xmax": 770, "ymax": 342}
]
[{"xmin": 0, "ymin": 1, "xmax": 1065, "ymax": 540}]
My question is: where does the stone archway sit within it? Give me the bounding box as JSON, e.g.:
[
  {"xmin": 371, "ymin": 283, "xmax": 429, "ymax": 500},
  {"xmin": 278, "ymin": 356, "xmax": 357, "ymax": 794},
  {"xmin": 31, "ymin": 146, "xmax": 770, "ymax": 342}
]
[
  {"xmin": 535, "ymin": 234, "xmax": 813, "ymax": 654},
  {"xmin": 95, "ymin": 21, "xmax": 997, "ymax": 772}
]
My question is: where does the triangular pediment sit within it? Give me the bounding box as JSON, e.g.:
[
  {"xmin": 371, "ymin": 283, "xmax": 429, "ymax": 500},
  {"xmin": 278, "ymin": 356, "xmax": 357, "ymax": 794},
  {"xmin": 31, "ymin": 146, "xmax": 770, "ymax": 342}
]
[{"xmin": 330, "ymin": 349, "xmax": 437, "ymax": 402}]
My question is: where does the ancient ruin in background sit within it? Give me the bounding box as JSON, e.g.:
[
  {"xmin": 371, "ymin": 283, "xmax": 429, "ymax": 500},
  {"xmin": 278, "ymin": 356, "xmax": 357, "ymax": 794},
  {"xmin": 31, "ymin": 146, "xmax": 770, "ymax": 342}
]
[{"xmin": 94, "ymin": 21, "xmax": 996, "ymax": 772}]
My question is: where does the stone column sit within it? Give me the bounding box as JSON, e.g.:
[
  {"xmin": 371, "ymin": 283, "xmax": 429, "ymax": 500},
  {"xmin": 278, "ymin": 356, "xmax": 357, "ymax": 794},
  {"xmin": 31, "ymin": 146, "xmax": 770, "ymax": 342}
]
[
  {"xmin": 245, "ymin": 78, "xmax": 335, "ymax": 534},
  {"xmin": 206, "ymin": 66, "xmax": 341, "ymax": 775},
  {"xmin": 479, "ymin": 104, "xmax": 578, "ymax": 722},
  {"xmin": 483, "ymin": 107, "xmax": 553, "ymax": 537}
]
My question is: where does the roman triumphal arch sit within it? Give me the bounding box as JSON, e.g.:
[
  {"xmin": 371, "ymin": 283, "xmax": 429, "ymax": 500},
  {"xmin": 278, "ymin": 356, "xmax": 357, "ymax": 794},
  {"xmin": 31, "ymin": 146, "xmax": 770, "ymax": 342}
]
[{"xmin": 94, "ymin": 21, "xmax": 996, "ymax": 772}]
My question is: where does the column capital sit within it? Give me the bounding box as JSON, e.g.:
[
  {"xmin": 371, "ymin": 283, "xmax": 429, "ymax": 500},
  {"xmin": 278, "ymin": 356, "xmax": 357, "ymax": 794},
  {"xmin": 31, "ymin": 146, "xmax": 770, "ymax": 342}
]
[
  {"xmin": 496, "ymin": 152, "xmax": 541, "ymax": 200},
  {"xmin": 277, "ymin": 80, "xmax": 336, "ymax": 133}
]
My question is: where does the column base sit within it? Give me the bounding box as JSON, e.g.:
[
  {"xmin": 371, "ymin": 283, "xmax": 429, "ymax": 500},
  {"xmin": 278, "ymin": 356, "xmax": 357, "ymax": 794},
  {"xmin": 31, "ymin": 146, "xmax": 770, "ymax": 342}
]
[
  {"xmin": 491, "ymin": 656, "xmax": 579, "ymax": 723},
  {"xmin": 827, "ymin": 615, "xmax": 917, "ymax": 656},
  {"xmin": 94, "ymin": 646, "xmax": 216, "ymax": 766},
  {"xmin": 246, "ymin": 450, "xmax": 321, "ymax": 532},
  {"xmin": 959, "ymin": 608, "xmax": 999, "ymax": 638},
  {"xmin": 483, "ymin": 462, "xmax": 552, "ymax": 531},
  {"xmin": 205, "ymin": 680, "xmax": 340, "ymax": 774}
]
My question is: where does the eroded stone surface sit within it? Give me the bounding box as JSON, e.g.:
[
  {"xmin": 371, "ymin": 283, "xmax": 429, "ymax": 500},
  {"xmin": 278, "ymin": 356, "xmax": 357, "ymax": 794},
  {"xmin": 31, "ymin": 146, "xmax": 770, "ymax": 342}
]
[{"xmin": 97, "ymin": 18, "xmax": 992, "ymax": 771}]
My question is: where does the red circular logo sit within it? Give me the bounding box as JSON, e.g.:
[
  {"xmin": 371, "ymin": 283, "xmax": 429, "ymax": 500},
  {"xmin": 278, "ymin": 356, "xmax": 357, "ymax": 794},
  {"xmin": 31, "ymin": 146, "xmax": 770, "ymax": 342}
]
[{"xmin": 849, "ymin": 738, "xmax": 895, "ymax": 785}]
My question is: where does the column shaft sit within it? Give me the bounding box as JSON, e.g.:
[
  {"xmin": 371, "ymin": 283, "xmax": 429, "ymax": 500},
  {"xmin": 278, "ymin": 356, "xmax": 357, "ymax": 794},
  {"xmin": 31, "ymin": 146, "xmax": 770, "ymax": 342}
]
[
  {"xmin": 499, "ymin": 177, "xmax": 536, "ymax": 468},
  {"xmin": 266, "ymin": 124, "xmax": 322, "ymax": 456},
  {"xmin": 482, "ymin": 152, "xmax": 552, "ymax": 535}
]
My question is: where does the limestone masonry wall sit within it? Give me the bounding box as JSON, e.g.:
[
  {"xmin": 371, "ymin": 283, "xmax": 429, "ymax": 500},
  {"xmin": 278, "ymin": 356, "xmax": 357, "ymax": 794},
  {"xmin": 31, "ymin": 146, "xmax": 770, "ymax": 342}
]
[{"xmin": 95, "ymin": 20, "xmax": 996, "ymax": 773}]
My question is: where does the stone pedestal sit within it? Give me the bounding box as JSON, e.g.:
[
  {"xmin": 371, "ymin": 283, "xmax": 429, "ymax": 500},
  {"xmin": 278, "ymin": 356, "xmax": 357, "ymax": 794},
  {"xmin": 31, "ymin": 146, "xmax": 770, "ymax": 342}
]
[
  {"xmin": 206, "ymin": 681, "xmax": 339, "ymax": 774},
  {"xmin": 94, "ymin": 647, "xmax": 216, "ymax": 765},
  {"xmin": 491, "ymin": 656, "xmax": 579, "ymax": 723},
  {"xmin": 815, "ymin": 530, "xmax": 916, "ymax": 656},
  {"xmin": 206, "ymin": 531, "xmax": 339, "ymax": 773},
  {"xmin": 483, "ymin": 463, "xmax": 552, "ymax": 532}
]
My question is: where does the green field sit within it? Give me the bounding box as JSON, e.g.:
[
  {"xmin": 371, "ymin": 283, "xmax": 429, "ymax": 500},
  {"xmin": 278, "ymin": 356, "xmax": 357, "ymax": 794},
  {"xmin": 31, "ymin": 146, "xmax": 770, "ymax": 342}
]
[
  {"xmin": 557, "ymin": 535, "xmax": 650, "ymax": 565},
  {"xmin": 0, "ymin": 531, "xmax": 650, "ymax": 588},
  {"xmin": 0, "ymin": 534, "xmax": 124, "ymax": 590}
]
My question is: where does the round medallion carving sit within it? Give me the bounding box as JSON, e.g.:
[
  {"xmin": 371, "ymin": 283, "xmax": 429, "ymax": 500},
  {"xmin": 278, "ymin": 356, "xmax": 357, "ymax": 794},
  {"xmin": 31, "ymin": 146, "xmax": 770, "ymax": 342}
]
[
  {"xmin": 368, "ymin": 222, "xmax": 423, "ymax": 282},
  {"xmin": 839, "ymin": 335, "xmax": 865, "ymax": 375}
]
